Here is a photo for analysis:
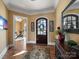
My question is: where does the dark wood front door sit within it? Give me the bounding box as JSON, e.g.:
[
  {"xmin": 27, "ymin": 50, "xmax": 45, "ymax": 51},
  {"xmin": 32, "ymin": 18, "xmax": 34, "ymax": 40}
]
[{"xmin": 36, "ymin": 18, "xmax": 47, "ymax": 44}]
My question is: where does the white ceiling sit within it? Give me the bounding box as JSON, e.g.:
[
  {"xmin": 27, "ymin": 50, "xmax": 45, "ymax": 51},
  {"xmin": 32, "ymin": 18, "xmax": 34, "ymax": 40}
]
[
  {"xmin": 67, "ymin": 0, "xmax": 79, "ymax": 10},
  {"xmin": 3, "ymin": 0, "xmax": 59, "ymax": 15}
]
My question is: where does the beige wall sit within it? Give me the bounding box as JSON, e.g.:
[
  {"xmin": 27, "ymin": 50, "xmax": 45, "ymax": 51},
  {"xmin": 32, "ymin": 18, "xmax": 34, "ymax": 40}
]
[
  {"xmin": 8, "ymin": 11, "xmax": 56, "ymax": 44},
  {"xmin": 28, "ymin": 12, "xmax": 56, "ymax": 43},
  {"xmin": 64, "ymin": 9, "xmax": 79, "ymax": 14},
  {"xmin": 8, "ymin": 10, "xmax": 29, "ymax": 44},
  {"xmin": 64, "ymin": 9, "xmax": 79, "ymax": 43},
  {"xmin": 16, "ymin": 21, "xmax": 21, "ymax": 35},
  {"xmin": 16, "ymin": 20, "xmax": 24, "ymax": 35},
  {"xmin": 0, "ymin": 0, "xmax": 8, "ymax": 53},
  {"xmin": 56, "ymin": 0, "xmax": 71, "ymax": 29},
  {"xmin": 8, "ymin": 0, "xmax": 72, "ymax": 44}
]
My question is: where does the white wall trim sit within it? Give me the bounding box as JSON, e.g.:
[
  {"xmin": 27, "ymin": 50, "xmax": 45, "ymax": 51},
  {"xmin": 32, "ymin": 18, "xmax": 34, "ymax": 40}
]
[
  {"xmin": 48, "ymin": 42, "xmax": 55, "ymax": 45},
  {"xmin": 27, "ymin": 41, "xmax": 36, "ymax": 44},
  {"xmin": 0, "ymin": 47, "xmax": 8, "ymax": 59},
  {"xmin": 9, "ymin": 8, "xmax": 55, "ymax": 15}
]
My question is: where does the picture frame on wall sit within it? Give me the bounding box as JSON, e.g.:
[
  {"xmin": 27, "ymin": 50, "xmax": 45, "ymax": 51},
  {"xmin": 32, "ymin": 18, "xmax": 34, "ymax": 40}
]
[
  {"xmin": 49, "ymin": 21, "xmax": 54, "ymax": 32},
  {"xmin": 0, "ymin": 16, "xmax": 8, "ymax": 30},
  {"xmin": 31, "ymin": 22, "xmax": 35, "ymax": 32}
]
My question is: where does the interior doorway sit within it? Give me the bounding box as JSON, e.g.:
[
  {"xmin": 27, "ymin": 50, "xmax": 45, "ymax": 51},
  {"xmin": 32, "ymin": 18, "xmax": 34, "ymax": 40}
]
[
  {"xmin": 13, "ymin": 15, "xmax": 28, "ymax": 51},
  {"xmin": 36, "ymin": 18, "xmax": 48, "ymax": 44}
]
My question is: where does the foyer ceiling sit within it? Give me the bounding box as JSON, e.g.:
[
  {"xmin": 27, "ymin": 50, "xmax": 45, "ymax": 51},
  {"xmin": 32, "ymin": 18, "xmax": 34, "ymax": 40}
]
[
  {"xmin": 3, "ymin": 0, "xmax": 59, "ymax": 15},
  {"xmin": 67, "ymin": 0, "xmax": 79, "ymax": 10}
]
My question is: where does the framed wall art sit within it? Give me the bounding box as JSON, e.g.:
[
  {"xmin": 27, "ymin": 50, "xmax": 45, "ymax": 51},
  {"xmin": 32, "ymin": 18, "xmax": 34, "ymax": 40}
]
[
  {"xmin": 0, "ymin": 16, "xmax": 8, "ymax": 30},
  {"xmin": 49, "ymin": 21, "xmax": 54, "ymax": 32},
  {"xmin": 31, "ymin": 22, "xmax": 35, "ymax": 32}
]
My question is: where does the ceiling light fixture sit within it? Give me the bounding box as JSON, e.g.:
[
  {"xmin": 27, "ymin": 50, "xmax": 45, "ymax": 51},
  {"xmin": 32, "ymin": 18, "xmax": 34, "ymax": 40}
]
[{"xmin": 30, "ymin": 0, "xmax": 36, "ymax": 1}]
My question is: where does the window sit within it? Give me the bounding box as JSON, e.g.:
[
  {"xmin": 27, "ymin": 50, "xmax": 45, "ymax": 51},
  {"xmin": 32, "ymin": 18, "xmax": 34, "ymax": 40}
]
[{"xmin": 63, "ymin": 14, "xmax": 79, "ymax": 33}]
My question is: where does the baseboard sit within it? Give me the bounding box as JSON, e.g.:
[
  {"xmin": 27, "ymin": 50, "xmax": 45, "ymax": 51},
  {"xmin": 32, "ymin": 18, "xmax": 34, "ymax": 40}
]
[
  {"xmin": 48, "ymin": 42, "xmax": 55, "ymax": 45},
  {"xmin": 9, "ymin": 41, "xmax": 55, "ymax": 46},
  {"xmin": 27, "ymin": 41, "xmax": 55, "ymax": 45},
  {"xmin": 0, "ymin": 47, "xmax": 8, "ymax": 59},
  {"xmin": 27, "ymin": 41, "xmax": 36, "ymax": 44}
]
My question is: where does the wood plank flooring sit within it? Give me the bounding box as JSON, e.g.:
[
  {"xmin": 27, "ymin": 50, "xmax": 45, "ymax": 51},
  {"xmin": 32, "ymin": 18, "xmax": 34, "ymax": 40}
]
[{"xmin": 3, "ymin": 40, "xmax": 56, "ymax": 59}]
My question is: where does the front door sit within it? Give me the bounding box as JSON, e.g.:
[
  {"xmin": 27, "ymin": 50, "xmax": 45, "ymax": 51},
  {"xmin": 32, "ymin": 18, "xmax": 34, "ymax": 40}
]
[{"xmin": 36, "ymin": 18, "xmax": 47, "ymax": 44}]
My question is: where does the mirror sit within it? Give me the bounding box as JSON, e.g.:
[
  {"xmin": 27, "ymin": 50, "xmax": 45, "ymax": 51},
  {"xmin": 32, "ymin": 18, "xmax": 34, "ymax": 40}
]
[{"xmin": 62, "ymin": 0, "xmax": 79, "ymax": 34}]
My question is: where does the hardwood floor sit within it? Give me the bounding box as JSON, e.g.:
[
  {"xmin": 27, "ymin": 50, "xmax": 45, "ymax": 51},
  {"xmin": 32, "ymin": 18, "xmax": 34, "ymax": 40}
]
[{"xmin": 3, "ymin": 40, "xmax": 55, "ymax": 59}]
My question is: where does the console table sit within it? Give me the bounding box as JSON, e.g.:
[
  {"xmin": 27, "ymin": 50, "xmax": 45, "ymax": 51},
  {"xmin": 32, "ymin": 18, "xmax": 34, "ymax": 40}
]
[{"xmin": 55, "ymin": 41, "xmax": 79, "ymax": 59}]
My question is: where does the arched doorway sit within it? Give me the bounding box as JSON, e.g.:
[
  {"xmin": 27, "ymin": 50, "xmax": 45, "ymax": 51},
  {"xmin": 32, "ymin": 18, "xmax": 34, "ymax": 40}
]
[{"xmin": 36, "ymin": 18, "xmax": 48, "ymax": 44}]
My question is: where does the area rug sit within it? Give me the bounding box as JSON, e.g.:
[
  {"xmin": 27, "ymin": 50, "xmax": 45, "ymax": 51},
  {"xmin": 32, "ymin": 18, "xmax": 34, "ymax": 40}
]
[{"xmin": 24, "ymin": 46, "xmax": 50, "ymax": 59}]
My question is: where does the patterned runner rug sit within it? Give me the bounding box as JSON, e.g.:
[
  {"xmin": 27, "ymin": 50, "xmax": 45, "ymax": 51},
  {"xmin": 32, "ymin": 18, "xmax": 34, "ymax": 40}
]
[{"xmin": 24, "ymin": 46, "xmax": 50, "ymax": 59}]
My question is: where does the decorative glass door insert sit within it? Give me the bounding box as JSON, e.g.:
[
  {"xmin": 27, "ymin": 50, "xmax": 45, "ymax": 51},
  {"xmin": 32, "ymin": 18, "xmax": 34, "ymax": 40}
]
[{"xmin": 37, "ymin": 19, "xmax": 46, "ymax": 35}]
